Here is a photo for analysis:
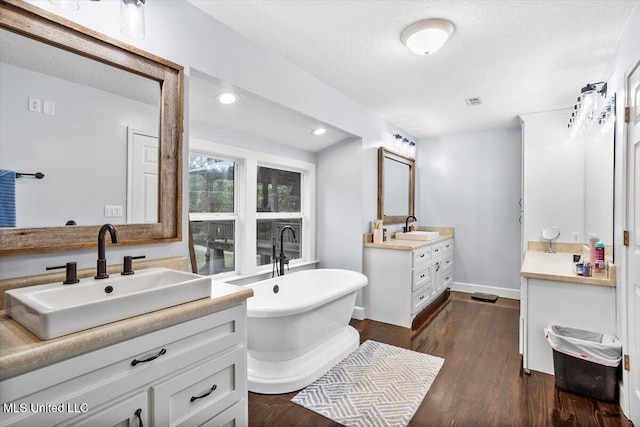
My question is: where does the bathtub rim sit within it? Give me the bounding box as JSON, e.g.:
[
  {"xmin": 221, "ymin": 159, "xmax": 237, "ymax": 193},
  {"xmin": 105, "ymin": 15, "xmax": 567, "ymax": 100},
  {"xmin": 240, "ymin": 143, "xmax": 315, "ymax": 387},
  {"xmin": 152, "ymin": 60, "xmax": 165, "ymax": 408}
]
[{"xmin": 243, "ymin": 268, "xmax": 367, "ymax": 318}]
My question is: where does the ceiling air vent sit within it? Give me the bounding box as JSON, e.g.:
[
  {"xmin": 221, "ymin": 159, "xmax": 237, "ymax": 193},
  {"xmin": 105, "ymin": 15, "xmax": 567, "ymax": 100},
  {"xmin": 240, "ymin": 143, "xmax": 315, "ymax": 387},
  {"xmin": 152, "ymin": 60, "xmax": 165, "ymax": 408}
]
[{"xmin": 465, "ymin": 97, "xmax": 483, "ymax": 106}]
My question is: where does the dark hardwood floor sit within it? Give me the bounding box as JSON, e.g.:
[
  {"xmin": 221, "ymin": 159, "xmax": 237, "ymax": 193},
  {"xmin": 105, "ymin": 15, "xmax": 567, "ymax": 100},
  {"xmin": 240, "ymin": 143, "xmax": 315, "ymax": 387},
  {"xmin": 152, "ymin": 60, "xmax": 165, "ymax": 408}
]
[{"xmin": 248, "ymin": 292, "xmax": 632, "ymax": 427}]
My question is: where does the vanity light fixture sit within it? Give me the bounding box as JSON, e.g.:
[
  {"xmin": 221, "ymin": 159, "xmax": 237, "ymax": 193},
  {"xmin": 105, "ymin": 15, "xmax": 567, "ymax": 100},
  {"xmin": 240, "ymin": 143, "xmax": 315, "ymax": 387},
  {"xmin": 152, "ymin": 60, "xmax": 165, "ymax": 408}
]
[
  {"xmin": 312, "ymin": 128, "xmax": 326, "ymax": 136},
  {"xmin": 567, "ymin": 81, "xmax": 608, "ymax": 138},
  {"xmin": 401, "ymin": 19, "xmax": 455, "ymax": 56},
  {"xmin": 217, "ymin": 91, "xmax": 238, "ymax": 105},
  {"xmin": 390, "ymin": 133, "xmax": 416, "ymax": 158},
  {"xmin": 121, "ymin": 0, "xmax": 145, "ymax": 40},
  {"xmin": 49, "ymin": 0, "xmax": 79, "ymax": 11}
]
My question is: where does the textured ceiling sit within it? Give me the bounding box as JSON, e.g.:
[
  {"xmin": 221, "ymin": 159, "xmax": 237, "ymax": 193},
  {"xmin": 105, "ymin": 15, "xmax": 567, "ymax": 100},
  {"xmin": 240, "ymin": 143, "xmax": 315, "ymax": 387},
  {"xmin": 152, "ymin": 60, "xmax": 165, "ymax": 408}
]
[{"xmin": 189, "ymin": 0, "xmax": 636, "ymax": 139}]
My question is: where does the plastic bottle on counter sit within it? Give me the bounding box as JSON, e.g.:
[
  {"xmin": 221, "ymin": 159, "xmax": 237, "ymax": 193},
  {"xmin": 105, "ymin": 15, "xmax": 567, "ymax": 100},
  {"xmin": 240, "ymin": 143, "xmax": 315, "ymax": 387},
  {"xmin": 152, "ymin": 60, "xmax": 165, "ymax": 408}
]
[
  {"xmin": 589, "ymin": 236, "xmax": 599, "ymax": 263},
  {"xmin": 595, "ymin": 242, "xmax": 605, "ymax": 269}
]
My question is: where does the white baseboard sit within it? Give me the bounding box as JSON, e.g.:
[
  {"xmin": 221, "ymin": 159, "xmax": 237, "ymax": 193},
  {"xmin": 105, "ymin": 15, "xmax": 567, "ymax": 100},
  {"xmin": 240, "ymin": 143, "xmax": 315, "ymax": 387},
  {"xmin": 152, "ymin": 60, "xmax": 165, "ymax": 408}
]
[
  {"xmin": 451, "ymin": 281, "xmax": 521, "ymax": 300},
  {"xmin": 352, "ymin": 305, "xmax": 366, "ymax": 320}
]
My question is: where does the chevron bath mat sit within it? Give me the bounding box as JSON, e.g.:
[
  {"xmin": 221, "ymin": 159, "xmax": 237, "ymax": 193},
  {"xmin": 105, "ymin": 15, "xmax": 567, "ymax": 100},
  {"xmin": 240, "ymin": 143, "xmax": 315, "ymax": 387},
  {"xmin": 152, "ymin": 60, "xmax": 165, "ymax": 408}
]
[{"xmin": 291, "ymin": 340, "xmax": 444, "ymax": 427}]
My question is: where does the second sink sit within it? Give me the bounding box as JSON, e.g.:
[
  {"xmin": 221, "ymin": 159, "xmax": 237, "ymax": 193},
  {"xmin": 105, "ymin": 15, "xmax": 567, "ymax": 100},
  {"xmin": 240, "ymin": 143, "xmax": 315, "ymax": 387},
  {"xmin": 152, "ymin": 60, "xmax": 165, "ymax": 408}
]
[{"xmin": 395, "ymin": 231, "xmax": 440, "ymax": 241}]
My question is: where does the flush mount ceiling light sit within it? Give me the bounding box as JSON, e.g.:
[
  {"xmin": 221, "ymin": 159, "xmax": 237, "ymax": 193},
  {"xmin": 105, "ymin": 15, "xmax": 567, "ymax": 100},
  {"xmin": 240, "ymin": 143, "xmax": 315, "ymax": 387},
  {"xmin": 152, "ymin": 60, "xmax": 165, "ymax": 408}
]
[
  {"xmin": 401, "ymin": 19, "xmax": 455, "ymax": 56},
  {"xmin": 121, "ymin": 0, "xmax": 145, "ymax": 39},
  {"xmin": 217, "ymin": 91, "xmax": 238, "ymax": 105},
  {"xmin": 312, "ymin": 128, "xmax": 327, "ymax": 136}
]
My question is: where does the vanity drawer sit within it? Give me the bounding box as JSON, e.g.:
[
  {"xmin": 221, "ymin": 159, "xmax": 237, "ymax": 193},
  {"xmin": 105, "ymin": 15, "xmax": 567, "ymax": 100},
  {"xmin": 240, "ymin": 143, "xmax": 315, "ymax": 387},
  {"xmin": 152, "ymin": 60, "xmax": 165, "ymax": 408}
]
[
  {"xmin": 442, "ymin": 267, "xmax": 453, "ymax": 289},
  {"xmin": 431, "ymin": 243, "xmax": 444, "ymax": 259},
  {"xmin": 442, "ymin": 254, "xmax": 453, "ymax": 271},
  {"xmin": 412, "ymin": 264, "xmax": 431, "ymax": 291},
  {"xmin": 152, "ymin": 346, "xmax": 246, "ymax": 426},
  {"xmin": 199, "ymin": 398, "xmax": 247, "ymax": 427},
  {"xmin": 0, "ymin": 306, "xmax": 245, "ymax": 427},
  {"xmin": 411, "ymin": 286, "xmax": 430, "ymax": 315},
  {"xmin": 443, "ymin": 239, "xmax": 454, "ymax": 254},
  {"xmin": 412, "ymin": 246, "xmax": 431, "ymax": 267}
]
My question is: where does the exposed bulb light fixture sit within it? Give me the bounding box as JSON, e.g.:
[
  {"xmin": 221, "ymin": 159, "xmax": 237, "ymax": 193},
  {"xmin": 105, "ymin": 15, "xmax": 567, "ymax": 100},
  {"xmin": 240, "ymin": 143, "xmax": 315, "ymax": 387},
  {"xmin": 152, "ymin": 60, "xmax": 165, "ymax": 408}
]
[
  {"xmin": 401, "ymin": 19, "xmax": 455, "ymax": 56},
  {"xmin": 391, "ymin": 133, "xmax": 416, "ymax": 158},
  {"xmin": 312, "ymin": 128, "xmax": 326, "ymax": 136},
  {"xmin": 217, "ymin": 91, "xmax": 238, "ymax": 105},
  {"xmin": 49, "ymin": 0, "xmax": 79, "ymax": 11},
  {"xmin": 121, "ymin": 0, "xmax": 145, "ymax": 40},
  {"xmin": 567, "ymin": 81, "xmax": 609, "ymax": 139}
]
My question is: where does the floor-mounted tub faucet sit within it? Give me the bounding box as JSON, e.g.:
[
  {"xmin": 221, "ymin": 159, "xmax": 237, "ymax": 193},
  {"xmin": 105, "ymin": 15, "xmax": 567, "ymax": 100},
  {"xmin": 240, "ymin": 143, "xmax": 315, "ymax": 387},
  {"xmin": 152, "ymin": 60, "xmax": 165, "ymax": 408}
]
[
  {"xmin": 277, "ymin": 226, "xmax": 296, "ymax": 276},
  {"xmin": 95, "ymin": 224, "xmax": 119, "ymax": 279},
  {"xmin": 404, "ymin": 216, "xmax": 417, "ymax": 232}
]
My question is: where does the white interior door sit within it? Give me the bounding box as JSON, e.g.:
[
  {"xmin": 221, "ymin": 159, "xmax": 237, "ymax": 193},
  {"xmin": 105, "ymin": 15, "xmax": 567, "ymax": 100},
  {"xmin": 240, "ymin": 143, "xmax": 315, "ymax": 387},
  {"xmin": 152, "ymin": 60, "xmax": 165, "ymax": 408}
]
[
  {"xmin": 627, "ymin": 62, "xmax": 640, "ymax": 425},
  {"xmin": 127, "ymin": 128, "xmax": 159, "ymax": 223}
]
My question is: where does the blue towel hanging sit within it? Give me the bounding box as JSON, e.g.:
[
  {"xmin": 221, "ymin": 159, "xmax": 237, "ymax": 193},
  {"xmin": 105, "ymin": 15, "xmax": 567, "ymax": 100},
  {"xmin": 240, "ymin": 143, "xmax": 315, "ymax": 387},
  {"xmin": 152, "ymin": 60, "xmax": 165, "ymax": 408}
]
[{"xmin": 0, "ymin": 169, "xmax": 17, "ymax": 227}]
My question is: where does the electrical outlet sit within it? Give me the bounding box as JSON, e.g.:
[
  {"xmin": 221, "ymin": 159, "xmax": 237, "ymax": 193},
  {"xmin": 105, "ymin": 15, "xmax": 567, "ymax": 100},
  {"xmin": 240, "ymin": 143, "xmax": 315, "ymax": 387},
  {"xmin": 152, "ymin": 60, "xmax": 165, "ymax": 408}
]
[
  {"xmin": 28, "ymin": 97, "xmax": 42, "ymax": 113},
  {"xmin": 104, "ymin": 205, "xmax": 123, "ymax": 218},
  {"xmin": 572, "ymin": 232, "xmax": 581, "ymax": 242}
]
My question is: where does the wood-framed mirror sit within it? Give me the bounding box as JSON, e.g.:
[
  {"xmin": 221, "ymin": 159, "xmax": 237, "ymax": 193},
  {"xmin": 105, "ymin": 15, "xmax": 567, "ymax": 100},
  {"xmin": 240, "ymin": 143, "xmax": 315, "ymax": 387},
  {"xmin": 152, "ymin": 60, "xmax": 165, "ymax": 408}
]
[
  {"xmin": 0, "ymin": 0, "xmax": 183, "ymax": 256},
  {"xmin": 377, "ymin": 147, "xmax": 415, "ymax": 225}
]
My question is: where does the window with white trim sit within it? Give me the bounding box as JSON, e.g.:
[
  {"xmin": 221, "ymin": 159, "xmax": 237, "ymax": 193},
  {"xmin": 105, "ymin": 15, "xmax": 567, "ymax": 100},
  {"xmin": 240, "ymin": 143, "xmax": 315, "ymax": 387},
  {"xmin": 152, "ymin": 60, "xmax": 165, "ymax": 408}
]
[
  {"xmin": 189, "ymin": 139, "xmax": 315, "ymax": 278},
  {"xmin": 188, "ymin": 155, "xmax": 237, "ymax": 275},
  {"xmin": 256, "ymin": 166, "xmax": 302, "ymax": 267}
]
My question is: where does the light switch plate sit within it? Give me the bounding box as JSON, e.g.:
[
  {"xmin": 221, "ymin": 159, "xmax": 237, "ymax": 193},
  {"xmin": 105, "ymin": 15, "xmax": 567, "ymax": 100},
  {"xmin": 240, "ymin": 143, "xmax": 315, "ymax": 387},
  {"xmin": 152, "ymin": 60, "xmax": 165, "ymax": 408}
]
[
  {"xmin": 104, "ymin": 205, "xmax": 123, "ymax": 218},
  {"xmin": 43, "ymin": 100, "xmax": 55, "ymax": 116}
]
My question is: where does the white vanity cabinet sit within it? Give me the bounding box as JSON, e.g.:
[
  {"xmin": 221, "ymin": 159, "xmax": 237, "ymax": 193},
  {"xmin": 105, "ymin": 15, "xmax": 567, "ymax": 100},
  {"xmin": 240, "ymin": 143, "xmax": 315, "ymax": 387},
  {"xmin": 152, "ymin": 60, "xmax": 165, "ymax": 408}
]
[
  {"xmin": 0, "ymin": 303, "xmax": 248, "ymax": 427},
  {"xmin": 365, "ymin": 238, "xmax": 453, "ymax": 328}
]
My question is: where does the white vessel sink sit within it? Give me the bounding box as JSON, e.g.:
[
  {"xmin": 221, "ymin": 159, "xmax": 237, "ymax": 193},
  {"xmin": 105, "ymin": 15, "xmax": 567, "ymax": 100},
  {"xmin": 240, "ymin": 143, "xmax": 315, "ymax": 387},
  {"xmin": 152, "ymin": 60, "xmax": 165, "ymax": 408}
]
[
  {"xmin": 395, "ymin": 231, "xmax": 440, "ymax": 241},
  {"xmin": 4, "ymin": 267, "xmax": 211, "ymax": 340}
]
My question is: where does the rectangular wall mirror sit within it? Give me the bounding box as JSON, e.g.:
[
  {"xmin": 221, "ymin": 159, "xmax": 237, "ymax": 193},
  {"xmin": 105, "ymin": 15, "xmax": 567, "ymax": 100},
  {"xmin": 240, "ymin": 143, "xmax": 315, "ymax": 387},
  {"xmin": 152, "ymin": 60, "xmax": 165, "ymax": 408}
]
[
  {"xmin": 377, "ymin": 147, "xmax": 415, "ymax": 225},
  {"xmin": 0, "ymin": 0, "xmax": 184, "ymax": 256}
]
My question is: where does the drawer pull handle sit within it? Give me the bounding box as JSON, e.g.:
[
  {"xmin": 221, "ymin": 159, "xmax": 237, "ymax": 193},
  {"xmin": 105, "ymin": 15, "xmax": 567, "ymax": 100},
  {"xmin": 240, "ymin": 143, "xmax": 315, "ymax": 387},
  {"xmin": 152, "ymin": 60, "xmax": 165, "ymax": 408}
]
[
  {"xmin": 420, "ymin": 274, "xmax": 425, "ymax": 279},
  {"xmin": 419, "ymin": 295, "xmax": 425, "ymax": 300},
  {"xmin": 191, "ymin": 385, "xmax": 217, "ymax": 403},
  {"xmin": 131, "ymin": 348, "xmax": 167, "ymax": 366},
  {"xmin": 435, "ymin": 262, "xmax": 440, "ymax": 272},
  {"xmin": 135, "ymin": 408, "xmax": 144, "ymax": 427}
]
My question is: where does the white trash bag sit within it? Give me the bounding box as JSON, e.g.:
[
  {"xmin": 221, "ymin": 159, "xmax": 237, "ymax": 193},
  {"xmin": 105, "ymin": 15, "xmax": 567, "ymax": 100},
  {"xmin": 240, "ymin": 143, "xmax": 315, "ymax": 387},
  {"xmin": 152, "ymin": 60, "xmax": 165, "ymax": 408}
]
[{"xmin": 544, "ymin": 324, "xmax": 622, "ymax": 367}]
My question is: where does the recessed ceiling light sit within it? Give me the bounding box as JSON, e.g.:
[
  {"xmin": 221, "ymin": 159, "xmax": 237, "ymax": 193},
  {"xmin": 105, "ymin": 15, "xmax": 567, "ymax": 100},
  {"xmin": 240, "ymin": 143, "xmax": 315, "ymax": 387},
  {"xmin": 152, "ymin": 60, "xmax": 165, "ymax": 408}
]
[
  {"xmin": 312, "ymin": 128, "xmax": 327, "ymax": 136},
  {"xmin": 401, "ymin": 19, "xmax": 455, "ymax": 56},
  {"xmin": 465, "ymin": 96, "xmax": 483, "ymax": 106},
  {"xmin": 217, "ymin": 91, "xmax": 238, "ymax": 105}
]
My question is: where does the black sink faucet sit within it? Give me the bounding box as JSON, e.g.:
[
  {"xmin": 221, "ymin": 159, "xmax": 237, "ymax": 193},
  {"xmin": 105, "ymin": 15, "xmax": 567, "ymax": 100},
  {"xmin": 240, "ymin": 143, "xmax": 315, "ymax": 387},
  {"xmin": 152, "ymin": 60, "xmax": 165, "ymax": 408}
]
[
  {"xmin": 95, "ymin": 224, "xmax": 119, "ymax": 279},
  {"xmin": 404, "ymin": 216, "xmax": 417, "ymax": 233},
  {"xmin": 278, "ymin": 226, "xmax": 296, "ymax": 276}
]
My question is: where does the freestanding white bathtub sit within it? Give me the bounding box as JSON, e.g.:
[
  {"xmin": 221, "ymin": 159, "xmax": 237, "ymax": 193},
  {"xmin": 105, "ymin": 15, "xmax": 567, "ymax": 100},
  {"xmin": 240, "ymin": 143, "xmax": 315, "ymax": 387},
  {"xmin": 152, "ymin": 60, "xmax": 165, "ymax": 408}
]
[{"xmin": 243, "ymin": 268, "xmax": 368, "ymax": 394}]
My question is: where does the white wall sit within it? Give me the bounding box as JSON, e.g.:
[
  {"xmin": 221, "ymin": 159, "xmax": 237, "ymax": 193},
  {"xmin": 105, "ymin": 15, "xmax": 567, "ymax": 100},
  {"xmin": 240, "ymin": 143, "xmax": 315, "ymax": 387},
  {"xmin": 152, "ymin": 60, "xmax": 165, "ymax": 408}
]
[
  {"xmin": 584, "ymin": 118, "xmax": 615, "ymax": 244},
  {"xmin": 1, "ymin": 0, "xmax": 410, "ymax": 279},
  {"xmin": 0, "ymin": 63, "xmax": 158, "ymax": 228},
  {"xmin": 418, "ymin": 128, "xmax": 522, "ymax": 293},
  {"xmin": 317, "ymin": 137, "xmax": 365, "ymax": 303},
  {"xmin": 600, "ymin": 0, "xmax": 640, "ymax": 416},
  {"xmin": 520, "ymin": 109, "xmax": 586, "ymax": 246}
]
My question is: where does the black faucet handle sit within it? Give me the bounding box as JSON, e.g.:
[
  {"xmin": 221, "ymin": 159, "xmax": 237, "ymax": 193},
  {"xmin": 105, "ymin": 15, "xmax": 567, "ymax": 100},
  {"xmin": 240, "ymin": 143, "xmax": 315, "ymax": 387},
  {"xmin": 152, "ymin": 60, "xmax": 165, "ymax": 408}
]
[
  {"xmin": 46, "ymin": 262, "xmax": 80, "ymax": 284},
  {"xmin": 122, "ymin": 255, "xmax": 146, "ymax": 275}
]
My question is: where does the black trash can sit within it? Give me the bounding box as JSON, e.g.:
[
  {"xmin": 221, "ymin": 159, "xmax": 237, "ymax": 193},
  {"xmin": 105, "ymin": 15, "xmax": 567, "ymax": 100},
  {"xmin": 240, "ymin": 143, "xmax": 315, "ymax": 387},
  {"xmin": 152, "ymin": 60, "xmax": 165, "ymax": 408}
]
[{"xmin": 545, "ymin": 325, "xmax": 622, "ymax": 402}]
